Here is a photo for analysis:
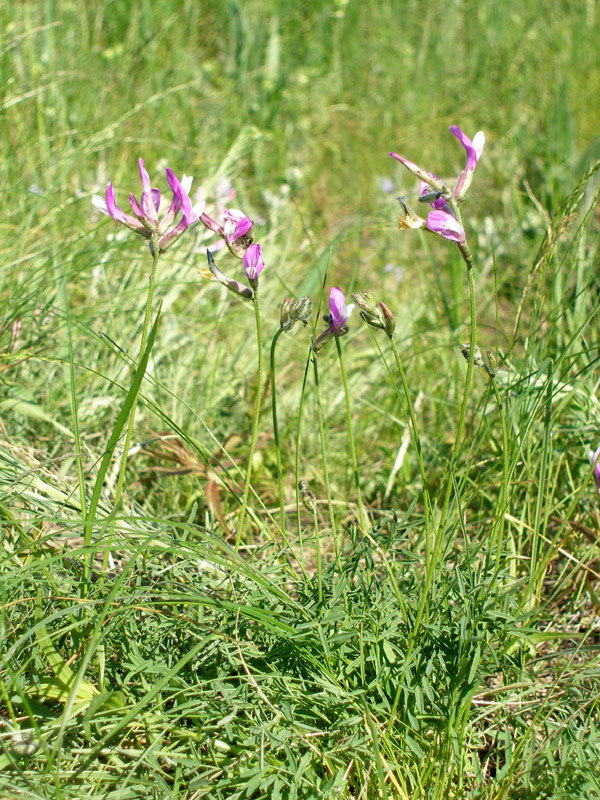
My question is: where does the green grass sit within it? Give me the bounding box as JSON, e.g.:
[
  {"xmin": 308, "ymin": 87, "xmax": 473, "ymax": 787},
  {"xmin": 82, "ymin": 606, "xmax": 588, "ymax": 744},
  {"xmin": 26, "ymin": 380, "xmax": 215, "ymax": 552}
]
[{"xmin": 2, "ymin": 0, "xmax": 600, "ymax": 797}]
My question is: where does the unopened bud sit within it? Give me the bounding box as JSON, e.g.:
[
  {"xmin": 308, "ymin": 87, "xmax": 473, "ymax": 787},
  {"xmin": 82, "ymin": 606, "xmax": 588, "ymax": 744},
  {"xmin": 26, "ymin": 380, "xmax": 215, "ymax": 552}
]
[
  {"xmin": 280, "ymin": 296, "xmax": 314, "ymax": 332},
  {"xmin": 379, "ymin": 302, "xmax": 395, "ymax": 337},
  {"xmin": 293, "ymin": 296, "xmax": 313, "ymax": 326},
  {"xmin": 280, "ymin": 298, "xmax": 294, "ymax": 331},
  {"xmin": 352, "ymin": 290, "xmax": 386, "ymax": 331},
  {"xmin": 298, "ymin": 480, "xmax": 317, "ymax": 514},
  {"xmin": 459, "ymin": 343, "xmax": 484, "ymax": 367}
]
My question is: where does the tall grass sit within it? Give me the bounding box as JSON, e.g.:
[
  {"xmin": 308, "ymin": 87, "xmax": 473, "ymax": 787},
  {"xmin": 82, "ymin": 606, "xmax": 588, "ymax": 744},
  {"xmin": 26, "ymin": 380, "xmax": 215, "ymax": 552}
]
[{"xmin": 1, "ymin": 1, "xmax": 600, "ymax": 797}]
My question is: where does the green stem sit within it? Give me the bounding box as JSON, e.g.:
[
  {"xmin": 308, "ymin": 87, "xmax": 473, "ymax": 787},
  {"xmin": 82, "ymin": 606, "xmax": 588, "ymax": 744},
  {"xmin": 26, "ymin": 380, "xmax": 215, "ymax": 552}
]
[
  {"xmin": 386, "ymin": 333, "xmax": 434, "ymax": 641},
  {"xmin": 335, "ymin": 337, "xmax": 368, "ymax": 531},
  {"xmin": 294, "ymin": 349, "xmax": 312, "ymax": 560},
  {"xmin": 312, "ymin": 502, "xmax": 323, "ymax": 603},
  {"xmin": 237, "ymin": 290, "xmax": 263, "ymax": 547},
  {"xmin": 113, "ymin": 239, "xmax": 161, "ymax": 508},
  {"xmin": 312, "ymin": 352, "xmax": 337, "ymax": 543},
  {"xmin": 490, "ymin": 374, "xmax": 509, "ymax": 577},
  {"xmin": 96, "ymin": 238, "xmax": 160, "ymax": 583},
  {"xmin": 270, "ymin": 327, "xmax": 286, "ymax": 535},
  {"xmin": 439, "ymin": 240, "xmax": 477, "ymax": 534}
]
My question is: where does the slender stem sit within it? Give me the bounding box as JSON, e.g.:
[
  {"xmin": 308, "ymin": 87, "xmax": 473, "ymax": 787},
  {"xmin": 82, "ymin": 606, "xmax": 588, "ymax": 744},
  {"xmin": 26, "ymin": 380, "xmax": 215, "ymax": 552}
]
[
  {"xmin": 270, "ymin": 327, "xmax": 286, "ymax": 535},
  {"xmin": 387, "ymin": 334, "xmax": 434, "ymax": 641},
  {"xmin": 439, "ymin": 240, "xmax": 478, "ymax": 534},
  {"xmin": 489, "ymin": 374, "xmax": 509, "ymax": 577},
  {"xmin": 335, "ymin": 337, "xmax": 369, "ymax": 531},
  {"xmin": 237, "ymin": 290, "xmax": 263, "ymax": 547},
  {"xmin": 97, "ymin": 239, "xmax": 160, "ymax": 583},
  {"xmin": 295, "ymin": 348, "xmax": 312, "ymax": 560},
  {"xmin": 312, "ymin": 352, "xmax": 337, "ymax": 542},
  {"xmin": 113, "ymin": 239, "xmax": 161, "ymax": 507},
  {"xmin": 312, "ymin": 502, "xmax": 323, "ymax": 603}
]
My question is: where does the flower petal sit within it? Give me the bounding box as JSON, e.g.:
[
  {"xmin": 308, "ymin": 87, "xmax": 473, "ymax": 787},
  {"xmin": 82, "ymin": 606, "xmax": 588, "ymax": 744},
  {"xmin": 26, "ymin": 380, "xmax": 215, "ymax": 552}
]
[
  {"xmin": 389, "ymin": 153, "xmax": 446, "ymax": 194},
  {"xmin": 329, "ymin": 286, "xmax": 354, "ymax": 331},
  {"xmin": 426, "ymin": 209, "xmax": 466, "ymax": 244},
  {"xmin": 243, "ymin": 243, "xmax": 265, "ymax": 281}
]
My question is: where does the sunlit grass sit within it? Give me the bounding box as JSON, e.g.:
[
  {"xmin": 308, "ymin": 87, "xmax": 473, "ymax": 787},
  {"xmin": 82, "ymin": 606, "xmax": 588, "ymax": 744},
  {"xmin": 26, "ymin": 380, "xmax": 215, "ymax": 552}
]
[{"xmin": 1, "ymin": 1, "xmax": 600, "ymax": 797}]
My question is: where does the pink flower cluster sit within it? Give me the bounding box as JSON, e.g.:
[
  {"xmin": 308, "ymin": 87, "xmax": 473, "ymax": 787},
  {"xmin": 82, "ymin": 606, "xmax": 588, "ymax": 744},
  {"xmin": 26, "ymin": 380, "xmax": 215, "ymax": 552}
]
[
  {"xmin": 93, "ymin": 159, "xmax": 266, "ymax": 294},
  {"xmin": 389, "ymin": 125, "xmax": 484, "ymax": 244}
]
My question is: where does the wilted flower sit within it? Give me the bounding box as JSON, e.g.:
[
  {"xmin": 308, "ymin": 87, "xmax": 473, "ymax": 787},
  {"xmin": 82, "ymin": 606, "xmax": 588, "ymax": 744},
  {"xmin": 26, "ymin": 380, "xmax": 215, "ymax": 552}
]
[
  {"xmin": 92, "ymin": 158, "xmax": 205, "ymax": 253},
  {"xmin": 589, "ymin": 447, "xmax": 600, "ymax": 497},
  {"xmin": 396, "ymin": 197, "xmax": 427, "ymax": 231},
  {"xmin": 388, "ymin": 153, "xmax": 447, "ymax": 195},
  {"xmin": 204, "ymin": 250, "xmax": 253, "ymax": 299},
  {"xmin": 450, "ymin": 126, "xmax": 485, "ymax": 201},
  {"xmin": 313, "ymin": 287, "xmax": 354, "ymax": 353},
  {"xmin": 243, "ymin": 243, "xmax": 265, "ymax": 288}
]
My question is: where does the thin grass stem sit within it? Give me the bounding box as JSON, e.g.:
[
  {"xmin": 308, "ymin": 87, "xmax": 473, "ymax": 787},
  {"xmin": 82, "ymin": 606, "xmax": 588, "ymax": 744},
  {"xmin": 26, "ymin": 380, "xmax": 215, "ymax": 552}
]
[
  {"xmin": 270, "ymin": 327, "xmax": 286, "ymax": 535},
  {"xmin": 335, "ymin": 337, "xmax": 368, "ymax": 531}
]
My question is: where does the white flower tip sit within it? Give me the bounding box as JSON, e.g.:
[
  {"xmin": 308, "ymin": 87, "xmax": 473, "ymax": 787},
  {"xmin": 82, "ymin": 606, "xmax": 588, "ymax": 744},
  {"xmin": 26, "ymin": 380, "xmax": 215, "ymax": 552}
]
[
  {"xmin": 92, "ymin": 195, "xmax": 109, "ymax": 215},
  {"xmin": 473, "ymin": 131, "xmax": 485, "ymax": 158},
  {"xmin": 346, "ymin": 303, "xmax": 355, "ymax": 318},
  {"xmin": 181, "ymin": 175, "xmax": 194, "ymax": 194}
]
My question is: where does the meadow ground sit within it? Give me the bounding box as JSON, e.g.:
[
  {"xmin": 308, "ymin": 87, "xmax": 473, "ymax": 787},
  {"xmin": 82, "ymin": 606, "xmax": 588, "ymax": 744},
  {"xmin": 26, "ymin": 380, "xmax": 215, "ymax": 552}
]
[{"xmin": 1, "ymin": 1, "xmax": 600, "ymax": 797}]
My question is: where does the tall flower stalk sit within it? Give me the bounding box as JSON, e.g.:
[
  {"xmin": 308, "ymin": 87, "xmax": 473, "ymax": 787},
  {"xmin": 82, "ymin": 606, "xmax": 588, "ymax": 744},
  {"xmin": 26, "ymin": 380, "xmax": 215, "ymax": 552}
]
[
  {"xmin": 311, "ymin": 287, "xmax": 355, "ymax": 546},
  {"xmin": 90, "ymin": 158, "xmax": 203, "ymax": 589},
  {"xmin": 272, "ymin": 298, "xmax": 314, "ymax": 536},
  {"xmin": 335, "ymin": 337, "xmax": 369, "ymax": 531},
  {"xmin": 388, "ymin": 125, "xmax": 485, "ymax": 632},
  {"xmin": 235, "ymin": 245, "xmax": 266, "ymax": 546}
]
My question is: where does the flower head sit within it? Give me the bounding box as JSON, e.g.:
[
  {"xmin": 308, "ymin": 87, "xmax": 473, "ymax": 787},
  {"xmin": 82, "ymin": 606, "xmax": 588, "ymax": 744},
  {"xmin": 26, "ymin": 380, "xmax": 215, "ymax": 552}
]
[
  {"xmin": 280, "ymin": 297, "xmax": 313, "ymax": 332},
  {"xmin": 92, "ymin": 158, "xmax": 205, "ymax": 253},
  {"xmin": 352, "ymin": 290, "xmax": 395, "ymax": 337},
  {"xmin": 313, "ymin": 287, "xmax": 354, "ymax": 353},
  {"xmin": 450, "ymin": 126, "xmax": 485, "ymax": 201},
  {"xmin": 242, "ymin": 243, "xmax": 265, "ymax": 288},
  {"xmin": 328, "ymin": 287, "xmax": 354, "ymax": 332}
]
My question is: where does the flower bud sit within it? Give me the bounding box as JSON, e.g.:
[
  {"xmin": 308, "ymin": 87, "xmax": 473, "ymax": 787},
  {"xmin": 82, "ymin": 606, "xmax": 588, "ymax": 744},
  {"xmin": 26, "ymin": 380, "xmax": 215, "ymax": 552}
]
[
  {"xmin": 352, "ymin": 290, "xmax": 386, "ymax": 330},
  {"xmin": 292, "ymin": 296, "xmax": 313, "ymax": 326},
  {"xmin": 379, "ymin": 302, "xmax": 395, "ymax": 337},
  {"xmin": 459, "ymin": 343, "xmax": 484, "ymax": 367},
  {"xmin": 298, "ymin": 480, "xmax": 317, "ymax": 514},
  {"xmin": 280, "ymin": 298, "xmax": 294, "ymax": 331}
]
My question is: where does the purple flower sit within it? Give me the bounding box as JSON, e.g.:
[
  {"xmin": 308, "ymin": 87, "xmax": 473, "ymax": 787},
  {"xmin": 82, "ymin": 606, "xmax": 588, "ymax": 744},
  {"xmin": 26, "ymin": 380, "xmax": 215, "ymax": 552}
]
[
  {"xmin": 243, "ymin": 243, "xmax": 265, "ymax": 286},
  {"xmin": 329, "ymin": 287, "xmax": 355, "ymax": 332},
  {"xmin": 450, "ymin": 126, "xmax": 485, "ymax": 201},
  {"xmin": 589, "ymin": 446, "xmax": 600, "ymax": 496},
  {"xmin": 223, "ymin": 208, "xmax": 253, "ymax": 243},
  {"xmin": 313, "ymin": 287, "xmax": 355, "ymax": 353},
  {"xmin": 426, "ymin": 209, "xmax": 466, "ymax": 244},
  {"xmin": 92, "ymin": 158, "xmax": 205, "ymax": 253}
]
